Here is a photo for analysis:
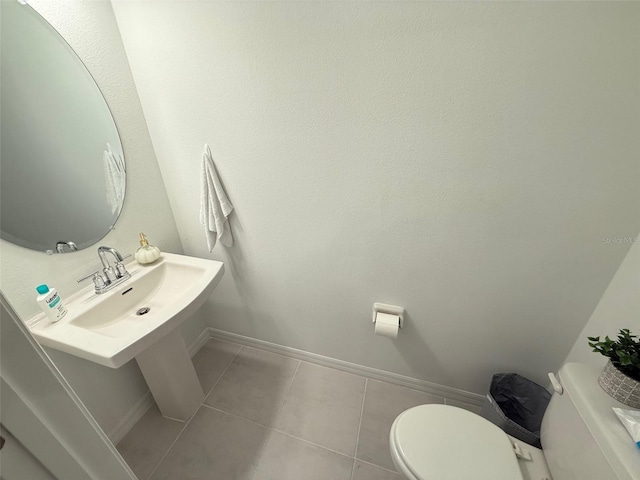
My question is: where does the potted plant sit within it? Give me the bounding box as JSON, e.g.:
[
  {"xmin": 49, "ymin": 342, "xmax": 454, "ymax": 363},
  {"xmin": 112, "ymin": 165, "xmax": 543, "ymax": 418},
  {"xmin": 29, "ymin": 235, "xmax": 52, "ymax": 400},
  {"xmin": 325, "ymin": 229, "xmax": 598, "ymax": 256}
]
[{"xmin": 588, "ymin": 329, "xmax": 640, "ymax": 408}]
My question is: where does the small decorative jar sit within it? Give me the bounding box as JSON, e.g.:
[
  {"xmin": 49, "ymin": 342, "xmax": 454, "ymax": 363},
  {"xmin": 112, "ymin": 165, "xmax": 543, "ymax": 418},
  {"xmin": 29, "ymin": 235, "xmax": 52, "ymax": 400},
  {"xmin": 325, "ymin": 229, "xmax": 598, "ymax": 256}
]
[{"xmin": 598, "ymin": 360, "xmax": 640, "ymax": 408}]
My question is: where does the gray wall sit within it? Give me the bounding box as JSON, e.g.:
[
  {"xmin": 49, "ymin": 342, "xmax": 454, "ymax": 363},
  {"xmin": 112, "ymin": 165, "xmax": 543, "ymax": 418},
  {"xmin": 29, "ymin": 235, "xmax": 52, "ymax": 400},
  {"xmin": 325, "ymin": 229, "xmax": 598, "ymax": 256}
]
[
  {"xmin": 565, "ymin": 235, "xmax": 640, "ymax": 368},
  {"xmin": 113, "ymin": 1, "xmax": 640, "ymax": 393},
  {"xmin": 2, "ymin": 4, "xmax": 637, "ymax": 449}
]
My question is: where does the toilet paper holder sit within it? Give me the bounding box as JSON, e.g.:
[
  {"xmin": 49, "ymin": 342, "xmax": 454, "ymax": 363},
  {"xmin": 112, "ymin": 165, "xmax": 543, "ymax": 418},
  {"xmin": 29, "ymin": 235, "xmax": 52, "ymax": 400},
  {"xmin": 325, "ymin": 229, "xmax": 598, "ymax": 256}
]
[{"xmin": 372, "ymin": 303, "xmax": 404, "ymax": 328}]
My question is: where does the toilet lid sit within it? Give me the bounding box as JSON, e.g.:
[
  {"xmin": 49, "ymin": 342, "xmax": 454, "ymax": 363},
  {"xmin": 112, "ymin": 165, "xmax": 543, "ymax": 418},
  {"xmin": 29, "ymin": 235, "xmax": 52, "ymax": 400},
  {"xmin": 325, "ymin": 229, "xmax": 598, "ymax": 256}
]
[{"xmin": 390, "ymin": 404, "xmax": 523, "ymax": 480}]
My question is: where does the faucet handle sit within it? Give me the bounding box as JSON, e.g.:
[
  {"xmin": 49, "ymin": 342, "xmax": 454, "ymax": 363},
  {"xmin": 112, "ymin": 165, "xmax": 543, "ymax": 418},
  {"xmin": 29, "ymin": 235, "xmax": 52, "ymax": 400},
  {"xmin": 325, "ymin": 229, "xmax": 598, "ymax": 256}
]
[
  {"xmin": 77, "ymin": 271, "xmax": 107, "ymax": 290},
  {"xmin": 103, "ymin": 265, "xmax": 117, "ymax": 282},
  {"xmin": 114, "ymin": 254, "xmax": 132, "ymax": 278},
  {"xmin": 77, "ymin": 270, "xmax": 99, "ymax": 283}
]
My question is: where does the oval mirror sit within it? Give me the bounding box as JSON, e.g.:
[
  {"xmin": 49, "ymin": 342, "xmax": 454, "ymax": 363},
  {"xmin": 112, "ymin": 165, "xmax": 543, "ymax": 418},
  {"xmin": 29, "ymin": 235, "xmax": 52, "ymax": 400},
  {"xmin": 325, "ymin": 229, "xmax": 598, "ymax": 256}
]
[{"xmin": 0, "ymin": 1, "xmax": 125, "ymax": 253}]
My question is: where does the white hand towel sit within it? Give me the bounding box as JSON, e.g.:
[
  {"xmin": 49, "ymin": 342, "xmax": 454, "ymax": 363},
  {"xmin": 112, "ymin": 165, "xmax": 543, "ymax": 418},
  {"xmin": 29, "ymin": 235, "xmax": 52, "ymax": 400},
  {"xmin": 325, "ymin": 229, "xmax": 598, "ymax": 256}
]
[{"xmin": 200, "ymin": 144, "xmax": 234, "ymax": 251}]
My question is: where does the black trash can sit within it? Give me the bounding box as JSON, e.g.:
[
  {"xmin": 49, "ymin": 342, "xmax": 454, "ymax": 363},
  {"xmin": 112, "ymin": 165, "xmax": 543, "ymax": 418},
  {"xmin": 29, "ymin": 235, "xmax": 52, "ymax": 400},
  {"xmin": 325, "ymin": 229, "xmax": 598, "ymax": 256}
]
[{"xmin": 480, "ymin": 373, "xmax": 551, "ymax": 448}]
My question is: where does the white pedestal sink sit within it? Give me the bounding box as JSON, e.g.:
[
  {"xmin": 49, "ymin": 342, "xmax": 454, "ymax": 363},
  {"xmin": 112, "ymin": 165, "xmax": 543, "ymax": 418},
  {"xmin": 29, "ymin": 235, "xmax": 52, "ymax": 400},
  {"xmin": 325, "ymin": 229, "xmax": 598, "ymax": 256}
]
[
  {"xmin": 27, "ymin": 253, "xmax": 224, "ymax": 421},
  {"xmin": 135, "ymin": 329, "xmax": 204, "ymax": 421}
]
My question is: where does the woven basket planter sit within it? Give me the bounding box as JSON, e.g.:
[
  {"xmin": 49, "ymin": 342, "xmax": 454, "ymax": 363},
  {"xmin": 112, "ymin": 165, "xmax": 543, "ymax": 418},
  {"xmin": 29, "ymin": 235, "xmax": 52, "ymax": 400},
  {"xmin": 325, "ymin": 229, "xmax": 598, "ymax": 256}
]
[{"xmin": 598, "ymin": 361, "xmax": 640, "ymax": 409}]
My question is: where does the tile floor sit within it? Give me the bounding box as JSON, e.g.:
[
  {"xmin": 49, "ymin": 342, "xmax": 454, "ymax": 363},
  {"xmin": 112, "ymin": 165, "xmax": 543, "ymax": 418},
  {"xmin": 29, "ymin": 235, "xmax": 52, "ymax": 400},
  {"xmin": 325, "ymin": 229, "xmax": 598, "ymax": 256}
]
[{"xmin": 117, "ymin": 339, "xmax": 481, "ymax": 480}]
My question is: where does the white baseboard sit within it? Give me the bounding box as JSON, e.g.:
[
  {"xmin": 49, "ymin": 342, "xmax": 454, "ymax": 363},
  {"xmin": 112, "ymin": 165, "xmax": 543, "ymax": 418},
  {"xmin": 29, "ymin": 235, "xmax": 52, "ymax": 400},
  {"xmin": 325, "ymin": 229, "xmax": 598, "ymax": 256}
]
[
  {"xmin": 108, "ymin": 329, "xmax": 211, "ymax": 444},
  {"xmin": 108, "ymin": 392, "xmax": 154, "ymax": 445},
  {"xmin": 207, "ymin": 328, "xmax": 484, "ymax": 406},
  {"xmin": 188, "ymin": 328, "xmax": 212, "ymax": 358},
  {"xmin": 109, "ymin": 326, "xmax": 483, "ymax": 444}
]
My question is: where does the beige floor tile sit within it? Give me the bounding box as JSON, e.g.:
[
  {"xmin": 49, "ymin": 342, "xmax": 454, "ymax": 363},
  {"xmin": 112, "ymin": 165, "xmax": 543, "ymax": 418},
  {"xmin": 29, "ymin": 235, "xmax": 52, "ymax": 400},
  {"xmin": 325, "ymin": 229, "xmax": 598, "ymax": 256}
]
[
  {"xmin": 150, "ymin": 406, "xmax": 268, "ymax": 480},
  {"xmin": 352, "ymin": 460, "xmax": 402, "ymax": 480},
  {"xmin": 204, "ymin": 347, "xmax": 299, "ymax": 426},
  {"xmin": 123, "ymin": 343, "xmax": 466, "ymax": 479},
  {"xmin": 250, "ymin": 431, "xmax": 352, "ymax": 480},
  {"xmin": 193, "ymin": 339, "xmax": 242, "ymax": 394},
  {"xmin": 273, "ymin": 362, "xmax": 365, "ymax": 456},
  {"xmin": 356, "ymin": 380, "xmax": 443, "ymax": 471},
  {"xmin": 117, "ymin": 404, "xmax": 185, "ymax": 480}
]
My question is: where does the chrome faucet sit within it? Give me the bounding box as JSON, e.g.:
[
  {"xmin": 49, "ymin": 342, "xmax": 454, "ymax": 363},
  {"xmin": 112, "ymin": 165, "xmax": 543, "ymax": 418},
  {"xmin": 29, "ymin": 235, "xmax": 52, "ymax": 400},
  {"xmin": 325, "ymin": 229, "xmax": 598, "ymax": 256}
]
[{"xmin": 78, "ymin": 246, "xmax": 131, "ymax": 294}]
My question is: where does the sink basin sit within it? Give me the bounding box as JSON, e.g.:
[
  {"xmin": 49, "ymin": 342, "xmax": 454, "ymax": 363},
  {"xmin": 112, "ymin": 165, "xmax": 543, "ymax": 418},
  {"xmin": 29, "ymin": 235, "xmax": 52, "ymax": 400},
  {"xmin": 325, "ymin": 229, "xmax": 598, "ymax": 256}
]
[
  {"xmin": 28, "ymin": 252, "xmax": 224, "ymax": 420},
  {"xmin": 27, "ymin": 253, "xmax": 224, "ymax": 369}
]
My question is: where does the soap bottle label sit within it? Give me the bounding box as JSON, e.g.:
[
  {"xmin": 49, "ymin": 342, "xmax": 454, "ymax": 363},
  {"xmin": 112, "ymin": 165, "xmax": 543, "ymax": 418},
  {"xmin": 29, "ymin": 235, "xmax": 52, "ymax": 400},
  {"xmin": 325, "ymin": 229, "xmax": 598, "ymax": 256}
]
[
  {"xmin": 47, "ymin": 293, "xmax": 61, "ymax": 308},
  {"xmin": 38, "ymin": 289, "xmax": 68, "ymax": 322}
]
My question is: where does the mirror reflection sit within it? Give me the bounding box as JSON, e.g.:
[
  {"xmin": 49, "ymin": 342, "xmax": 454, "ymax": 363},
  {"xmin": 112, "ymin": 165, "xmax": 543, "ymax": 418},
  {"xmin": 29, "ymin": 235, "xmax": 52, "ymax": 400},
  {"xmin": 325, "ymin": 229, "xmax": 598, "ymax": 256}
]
[{"xmin": 0, "ymin": 1, "xmax": 125, "ymax": 253}]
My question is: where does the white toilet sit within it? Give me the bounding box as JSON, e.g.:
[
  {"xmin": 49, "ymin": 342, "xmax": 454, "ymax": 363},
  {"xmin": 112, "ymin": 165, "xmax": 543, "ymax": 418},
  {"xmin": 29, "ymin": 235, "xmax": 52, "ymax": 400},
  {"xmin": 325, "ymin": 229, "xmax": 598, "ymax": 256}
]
[{"xmin": 389, "ymin": 363, "xmax": 640, "ymax": 480}]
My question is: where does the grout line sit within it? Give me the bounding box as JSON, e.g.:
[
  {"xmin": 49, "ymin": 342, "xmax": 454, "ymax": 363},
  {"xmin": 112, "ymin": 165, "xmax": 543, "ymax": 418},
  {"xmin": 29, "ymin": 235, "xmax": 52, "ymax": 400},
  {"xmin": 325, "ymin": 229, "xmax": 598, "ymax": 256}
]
[
  {"xmin": 197, "ymin": 405, "xmax": 354, "ymax": 462},
  {"xmin": 355, "ymin": 458, "xmax": 400, "ymax": 475},
  {"xmin": 350, "ymin": 377, "xmax": 368, "ymax": 480},
  {"xmin": 199, "ymin": 403, "xmax": 272, "ymax": 429},
  {"xmin": 197, "ymin": 403, "xmax": 271, "ymax": 480},
  {"xmin": 202, "ymin": 339, "xmax": 395, "ymax": 472},
  {"xmin": 143, "ymin": 337, "xmax": 442, "ymax": 479},
  {"xmin": 145, "ymin": 344, "xmax": 242, "ymax": 480},
  {"xmin": 270, "ymin": 427, "xmax": 355, "ymax": 461},
  {"xmin": 145, "ymin": 407, "xmax": 198, "ymax": 480},
  {"xmin": 200, "ymin": 344, "xmax": 243, "ymax": 403},
  {"xmin": 350, "ymin": 458, "xmax": 358, "ymax": 480},
  {"xmin": 271, "ymin": 359, "xmax": 301, "ymax": 422}
]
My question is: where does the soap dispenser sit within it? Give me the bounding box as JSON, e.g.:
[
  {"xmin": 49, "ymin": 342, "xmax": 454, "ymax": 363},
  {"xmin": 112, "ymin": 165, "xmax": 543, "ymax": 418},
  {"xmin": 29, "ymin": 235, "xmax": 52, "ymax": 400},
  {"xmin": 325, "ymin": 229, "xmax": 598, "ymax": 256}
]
[{"xmin": 135, "ymin": 232, "xmax": 161, "ymax": 265}]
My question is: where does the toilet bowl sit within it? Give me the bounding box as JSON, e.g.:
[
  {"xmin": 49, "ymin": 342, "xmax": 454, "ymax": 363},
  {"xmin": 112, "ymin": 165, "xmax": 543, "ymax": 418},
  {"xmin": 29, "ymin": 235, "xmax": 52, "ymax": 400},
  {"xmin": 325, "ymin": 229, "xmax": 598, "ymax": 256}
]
[
  {"xmin": 389, "ymin": 404, "xmax": 548, "ymax": 480},
  {"xmin": 389, "ymin": 363, "xmax": 640, "ymax": 480}
]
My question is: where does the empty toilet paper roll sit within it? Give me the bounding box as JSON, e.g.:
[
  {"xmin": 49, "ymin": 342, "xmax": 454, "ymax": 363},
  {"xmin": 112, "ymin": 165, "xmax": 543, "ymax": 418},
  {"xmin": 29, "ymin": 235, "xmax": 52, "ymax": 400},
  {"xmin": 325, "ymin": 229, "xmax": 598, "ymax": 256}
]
[{"xmin": 375, "ymin": 312, "xmax": 400, "ymax": 338}]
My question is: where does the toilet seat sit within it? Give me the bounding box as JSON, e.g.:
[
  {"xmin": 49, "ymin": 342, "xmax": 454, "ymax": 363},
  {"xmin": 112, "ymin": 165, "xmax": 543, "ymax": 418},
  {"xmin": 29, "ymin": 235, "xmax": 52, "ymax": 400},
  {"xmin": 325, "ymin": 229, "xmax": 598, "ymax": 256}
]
[{"xmin": 389, "ymin": 404, "xmax": 523, "ymax": 480}]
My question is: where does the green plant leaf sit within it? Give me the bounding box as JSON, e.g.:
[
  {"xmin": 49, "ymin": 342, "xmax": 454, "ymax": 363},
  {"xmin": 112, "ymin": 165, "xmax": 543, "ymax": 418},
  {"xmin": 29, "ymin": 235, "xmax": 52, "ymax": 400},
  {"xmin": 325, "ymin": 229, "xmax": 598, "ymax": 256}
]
[{"xmin": 588, "ymin": 329, "xmax": 640, "ymax": 378}]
